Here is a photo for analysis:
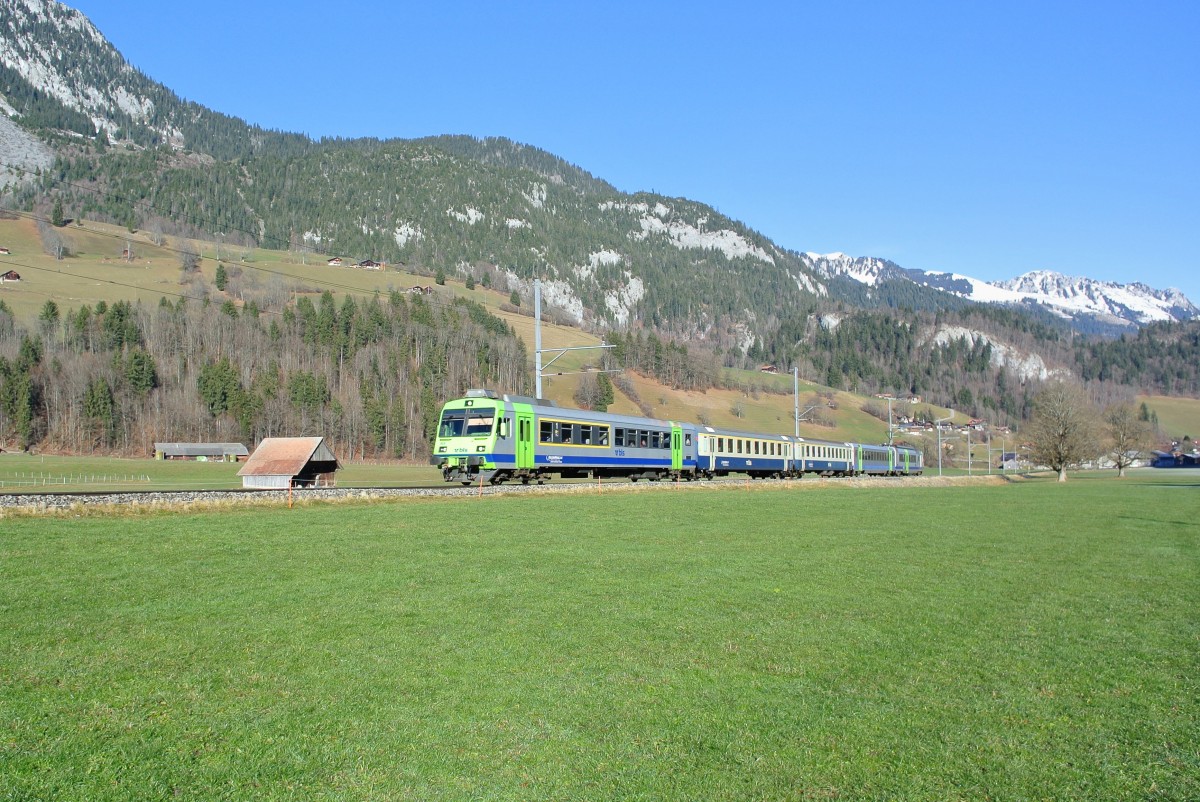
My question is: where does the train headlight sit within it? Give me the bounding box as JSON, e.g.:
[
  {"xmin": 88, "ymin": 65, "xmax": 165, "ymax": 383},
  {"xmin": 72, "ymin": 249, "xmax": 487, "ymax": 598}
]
[{"xmin": 476, "ymin": 446, "xmax": 486, "ymax": 452}]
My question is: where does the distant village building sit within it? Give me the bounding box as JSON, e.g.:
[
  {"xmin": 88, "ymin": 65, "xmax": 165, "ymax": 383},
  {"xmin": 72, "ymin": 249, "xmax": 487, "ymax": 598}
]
[
  {"xmin": 0, "ymin": 247, "xmax": 11, "ymax": 255},
  {"xmin": 1152, "ymin": 450, "xmax": 1200, "ymax": 468},
  {"xmin": 237, "ymin": 437, "xmax": 341, "ymax": 489},
  {"xmin": 326, "ymin": 257, "xmax": 344, "ymax": 267},
  {"xmin": 357, "ymin": 259, "xmax": 382, "ymax": 270},
  {"xmin": 0, "ymin": 270, "xmax": 20, "ymax": 282},
  {"xmin": 154, "ymin": 442, "xmax": 249, "ymax": 462}
]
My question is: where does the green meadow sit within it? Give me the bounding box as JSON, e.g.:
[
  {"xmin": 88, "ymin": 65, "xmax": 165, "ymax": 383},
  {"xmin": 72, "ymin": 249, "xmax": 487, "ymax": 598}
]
[
  {"xmin": 0, "ymin": 452, "xmax": 432, "ymax": 492},
  {"xmin": 2, "ymin": 476, "xmax": 1197, "ymax": 800}
]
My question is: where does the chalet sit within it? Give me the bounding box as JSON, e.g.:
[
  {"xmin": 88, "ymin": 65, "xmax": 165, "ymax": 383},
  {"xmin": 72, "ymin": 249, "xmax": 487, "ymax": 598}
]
[
  {"xmin": 0, "ymin": 270, "xmax": 20, "ymax": 282},
  {"xmin": 357, "ymin": 259, "xmax": 382, "ymax": 270},
  {"xmin": 1152, "ymin": 450, "xmax": 1200, "ymax": 468},
  {"xmin": 0, "ymin": 247, "xmax": 10, "ymax": 255},
  {"xmin": 758, "ymin": 365, "xmax": 779, "ymax": 374},
  {"xmin": 237, "ymin": 437, "xmax": 340, "ymax": 489},
  {"xmin": 327, "ymin": 257, "xmax": 344, "ymax": 267},
  {"xmin": 154, "ymin": 442, "xmax": 249, "ymax": 462}
]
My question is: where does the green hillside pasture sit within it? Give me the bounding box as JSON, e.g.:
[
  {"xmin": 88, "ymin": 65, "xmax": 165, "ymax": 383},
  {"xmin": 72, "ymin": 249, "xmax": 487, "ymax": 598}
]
[
  {"xmin": 1139, "ymin": 394, "xmax": 1200, "ymax": 441},
  {"xmin": 2, "ymin": 476, "xmax": 1197, "ymax": 800}
]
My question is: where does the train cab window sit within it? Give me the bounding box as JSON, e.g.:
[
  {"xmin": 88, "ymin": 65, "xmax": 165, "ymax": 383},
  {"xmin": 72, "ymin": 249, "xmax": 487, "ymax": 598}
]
[{"xmin": 438, "ymin": 410, "xmax": 466, "ymax": 438}]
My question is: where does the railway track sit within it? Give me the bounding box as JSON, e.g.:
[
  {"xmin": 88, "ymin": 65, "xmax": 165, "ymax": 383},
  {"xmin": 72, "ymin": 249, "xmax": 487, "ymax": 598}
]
[{"xmin": 0, "ymin": 474, "xmax": 948, "ymax": 513}]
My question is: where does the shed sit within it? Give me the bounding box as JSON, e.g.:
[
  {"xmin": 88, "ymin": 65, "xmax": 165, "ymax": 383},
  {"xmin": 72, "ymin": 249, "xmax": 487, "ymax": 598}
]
[
  {"xmin": 238, "ymin": 437, "xmax": 340, "ymax": 489},
  {"xmin": 155, "ymin": 442, "xmax": 249, "ymax": 461}
]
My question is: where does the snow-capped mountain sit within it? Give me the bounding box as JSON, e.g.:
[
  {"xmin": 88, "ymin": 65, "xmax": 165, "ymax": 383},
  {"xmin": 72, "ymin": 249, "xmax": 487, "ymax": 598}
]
[{"xmin": 804, "ymin": 252, "xmax": 1199, "ymax": 331}]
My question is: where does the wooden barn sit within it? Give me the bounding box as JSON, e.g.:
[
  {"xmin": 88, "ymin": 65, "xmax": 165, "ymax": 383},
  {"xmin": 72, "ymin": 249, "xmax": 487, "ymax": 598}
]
[
  {"xmin": 154, "ymin": 442, "xmax": 249, "ymax": 461},
  {"xmin": 237, "ymin": 437, "xmax": 341, "ymax": 489}
]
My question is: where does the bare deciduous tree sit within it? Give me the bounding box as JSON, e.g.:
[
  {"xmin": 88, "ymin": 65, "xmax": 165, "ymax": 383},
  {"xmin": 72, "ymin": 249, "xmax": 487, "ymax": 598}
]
[
  {"xmin": 1026, "ymin": 381, "xmax": 1100, "ymax": 482},
  {"xmin": 177, "ymin": 238, "xmax": 201, "ymax": 277},
  {"xmin": 1103, "ymin": 403, "xmax": 1154, "ymax": 478},
  {"xmin": 37, "ymin": 219, "xmax": 67, "ymax": 260}
]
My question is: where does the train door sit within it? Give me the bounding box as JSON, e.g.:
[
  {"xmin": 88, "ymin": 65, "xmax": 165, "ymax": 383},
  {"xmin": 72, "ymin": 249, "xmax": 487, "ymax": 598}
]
[
  {"xmin": 516, "ymin": 413, "xmax": 534, "ymax": 470},
  {"xmin": 670, "ymin": 425, "xmax": 683, "ymax": 472}
]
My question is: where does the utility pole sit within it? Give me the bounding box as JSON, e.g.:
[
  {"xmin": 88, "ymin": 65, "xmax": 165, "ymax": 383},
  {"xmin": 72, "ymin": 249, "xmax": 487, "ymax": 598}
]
[
  {"xmin": 793, "ymin": 367, "xmax": 800, "ymax": 437},
  {"xmin": 936, "ymin": 410, "xmax": 955, "ymax": 477},
  {"xmin": 887, "ymin": 395, "xmax": 895, "ymax": 445}
]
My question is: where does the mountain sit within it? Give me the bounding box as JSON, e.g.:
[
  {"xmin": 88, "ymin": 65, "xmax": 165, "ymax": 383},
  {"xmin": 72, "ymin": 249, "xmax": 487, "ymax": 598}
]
[
  {"xmin": 1, "ymin": 0, "xmax": 1199, "ymax": 431},
  {"xmin": 804, "ymin": 252, "xmax": 1199, "ymax": 333},
  {"xmin": 0, "ymin": 0, "xmax": 831, "ymax": 347}
]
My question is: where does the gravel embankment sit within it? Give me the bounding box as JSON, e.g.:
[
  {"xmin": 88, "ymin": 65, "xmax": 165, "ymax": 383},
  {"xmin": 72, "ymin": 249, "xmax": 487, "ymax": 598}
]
[{"xmin": 0, "ymin": 475, "xmax": 1008, "ymax": 515}]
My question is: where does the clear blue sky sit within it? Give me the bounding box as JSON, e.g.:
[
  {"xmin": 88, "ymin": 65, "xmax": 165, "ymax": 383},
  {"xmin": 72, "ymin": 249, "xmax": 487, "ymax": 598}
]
[{"xmin": 72, "ymin": 0, "xmax": 1200, "ymax": 303}]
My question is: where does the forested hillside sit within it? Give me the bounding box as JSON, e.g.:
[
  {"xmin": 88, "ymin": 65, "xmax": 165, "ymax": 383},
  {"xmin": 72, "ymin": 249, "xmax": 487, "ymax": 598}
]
[{"xmin": 0, "ymin": 290, "xmax": 528, "ymax": 457}]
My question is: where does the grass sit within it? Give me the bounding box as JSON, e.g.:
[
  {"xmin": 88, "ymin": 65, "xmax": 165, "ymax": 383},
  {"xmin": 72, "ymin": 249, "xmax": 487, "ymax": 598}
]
[
  {"xmin": 1, "ymin": 475, "xmax": 1197, "ymax": 800},
  {"xmin": 0, "ymin": 453, "xmax": 434, "ymax": 493},
  {"xmin": 1139, "ymin": 394, "xmax": 1200, "ymax": 441}
]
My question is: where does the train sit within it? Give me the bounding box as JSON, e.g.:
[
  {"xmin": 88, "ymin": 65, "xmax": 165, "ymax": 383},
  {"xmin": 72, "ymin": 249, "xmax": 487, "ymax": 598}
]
[{"xmin": 431, "ymin": 389, "xmax": 923, "ymax": 485}]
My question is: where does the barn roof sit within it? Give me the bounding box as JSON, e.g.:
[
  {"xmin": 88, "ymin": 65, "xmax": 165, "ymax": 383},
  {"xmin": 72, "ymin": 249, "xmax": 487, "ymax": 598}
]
[
  {"xmin": 156, "ymin": 442, "xmax": 249, "ymax": 457},
  {"xmin": 237, "ymin": 437, "xmax": 340, "ymax": 477}
]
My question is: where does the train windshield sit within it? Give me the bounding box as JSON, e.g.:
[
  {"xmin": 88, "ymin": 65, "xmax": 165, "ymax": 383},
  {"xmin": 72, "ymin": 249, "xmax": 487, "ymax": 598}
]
[{"xmin": 438, "ymin": 408, "xmax": 496, "ymax": 438}]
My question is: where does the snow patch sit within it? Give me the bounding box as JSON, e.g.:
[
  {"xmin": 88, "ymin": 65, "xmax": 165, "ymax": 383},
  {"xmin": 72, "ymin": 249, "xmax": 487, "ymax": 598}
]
[
  {"xmin": 506, "ymin": 218, "xmax": 530, "ymax": 229},
  {"xmin": 447, "ymin": 207, "xmax": 484, "ymax": 225},
  {"xmin": 394, "ymin": 222, "xmax": 424, "ymax": 248}
]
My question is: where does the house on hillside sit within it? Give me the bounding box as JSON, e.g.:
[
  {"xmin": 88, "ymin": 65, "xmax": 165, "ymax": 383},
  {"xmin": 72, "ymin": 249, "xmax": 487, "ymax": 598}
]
[
  {"xmin": 327, "ymin": 257, "xmax": 344, "ymax": 267},
  {"xmin": 1, "ymin": 270, "xmax": 20, "ymax": 282},
  {"xmin": 0, "ymin": 247, "xmax": 11, "ymax": 255},
  {"xmin": 357, "ymin": 259, "xmax": 382, "ymax": 270},
  {"xmin": 237, "ymin": 437, "xmax": 340, "ymax": 489}
]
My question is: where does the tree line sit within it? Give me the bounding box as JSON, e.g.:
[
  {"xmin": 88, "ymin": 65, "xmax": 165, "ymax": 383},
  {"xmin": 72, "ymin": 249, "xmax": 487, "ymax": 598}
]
[{"xmin": 0, "ymin": 291, "xmax": 529, "ymax": 459}]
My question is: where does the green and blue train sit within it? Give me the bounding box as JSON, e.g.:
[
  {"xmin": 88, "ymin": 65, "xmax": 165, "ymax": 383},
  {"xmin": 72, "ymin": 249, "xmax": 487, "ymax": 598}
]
[{"xmin": 432, "ymin": 389, "xmax": 923, "ymax": 485}]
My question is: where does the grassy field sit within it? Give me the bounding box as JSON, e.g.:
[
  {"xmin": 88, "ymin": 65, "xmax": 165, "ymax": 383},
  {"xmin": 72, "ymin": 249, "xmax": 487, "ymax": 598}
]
[
  {"xmin": 1139, "ymin": 395, "xmax": 1200, "ymax": 441},
  {"xmin": 0, "ymin": 452, "xmax": 435, "ymax": 492},
  {"xmin": 2, "ymin": 475, "xmax": 1197, "ymax": 800}
]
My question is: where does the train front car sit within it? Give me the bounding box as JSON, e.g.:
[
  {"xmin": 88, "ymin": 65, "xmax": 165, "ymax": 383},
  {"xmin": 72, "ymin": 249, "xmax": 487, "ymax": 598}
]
[{"xmin": 430, "ymin": 390, "xmax": 514, "ymax": 485}]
